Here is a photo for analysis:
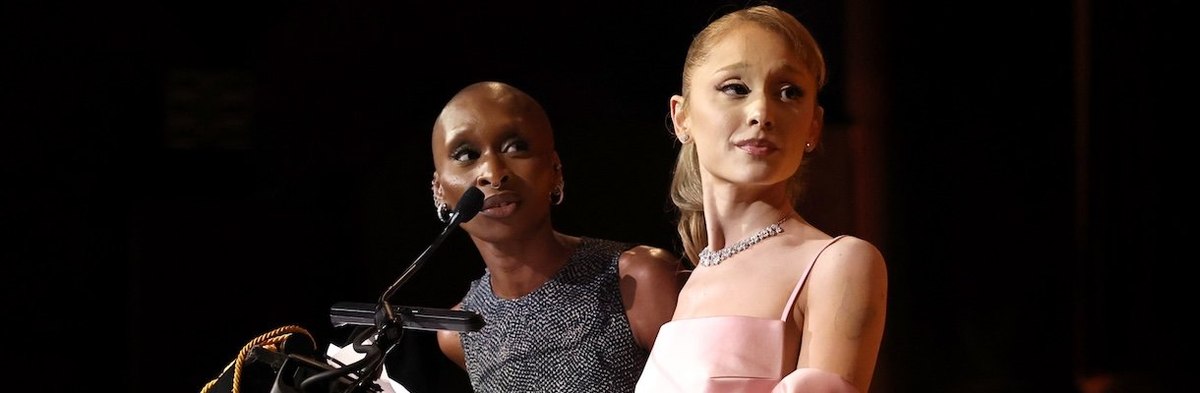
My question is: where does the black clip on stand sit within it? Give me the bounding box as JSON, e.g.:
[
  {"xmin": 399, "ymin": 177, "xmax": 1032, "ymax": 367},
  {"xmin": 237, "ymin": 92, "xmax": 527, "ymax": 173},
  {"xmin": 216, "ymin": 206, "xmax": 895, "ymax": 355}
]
[{"xmin": 270, "ymin": 186, "xmax": 486, "ymax": 393}]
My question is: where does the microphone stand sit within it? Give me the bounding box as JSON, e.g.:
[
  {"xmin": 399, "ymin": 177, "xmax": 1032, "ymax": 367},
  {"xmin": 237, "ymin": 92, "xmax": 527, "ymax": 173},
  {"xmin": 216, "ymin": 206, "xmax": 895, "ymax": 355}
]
[
  {"xmin": 279, "ymin": 187, "xmax": 485, "ymax": 393},
  {"xmin": 374, "ymin": 189, "xmax": 480, "ymax": 342}
]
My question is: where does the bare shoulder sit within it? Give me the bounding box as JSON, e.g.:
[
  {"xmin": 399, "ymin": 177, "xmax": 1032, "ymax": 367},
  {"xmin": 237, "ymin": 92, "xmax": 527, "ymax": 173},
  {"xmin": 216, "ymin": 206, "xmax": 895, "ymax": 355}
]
[
  {"xmin": 617, "ymin": 244, "xmax": 686, "ymax": 304},
  {"xmin": 804, "ymin": 236, "xmax": 888, "ymax": 295},
  {"xmin": 618, "ymin": 244, "xmax": 682, "ymax": 277},
  {"xmin": 822, "ymin": 236, "xmax": 887, "ymax": 274}
]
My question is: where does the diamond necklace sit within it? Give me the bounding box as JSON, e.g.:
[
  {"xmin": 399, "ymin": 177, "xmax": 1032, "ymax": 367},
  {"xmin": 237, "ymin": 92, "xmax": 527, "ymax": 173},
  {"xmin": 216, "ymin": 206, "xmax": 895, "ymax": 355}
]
[{"xmin": 697, "ymin": 216, "xmax": 788, "ymax": 267}]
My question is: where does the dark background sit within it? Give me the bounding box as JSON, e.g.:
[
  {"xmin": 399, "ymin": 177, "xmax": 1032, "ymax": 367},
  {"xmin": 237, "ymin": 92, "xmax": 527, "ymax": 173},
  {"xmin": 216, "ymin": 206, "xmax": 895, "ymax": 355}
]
[{"xmin": 4, "ymin": 0, "xmax": 1189, "ymax": 392}]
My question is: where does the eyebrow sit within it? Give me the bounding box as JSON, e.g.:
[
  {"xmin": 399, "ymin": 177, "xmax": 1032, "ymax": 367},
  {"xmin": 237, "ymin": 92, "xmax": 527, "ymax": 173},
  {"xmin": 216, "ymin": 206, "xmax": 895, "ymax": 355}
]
[
  {"xmin": 441, "ymin": 125, "xmax": 526, "ymax": 150},
  {"xmin": 441, "ymin": 125, "xmax": 474, "ymax": 147},
  {"xmin": 714, "ymin": 62, "xmax": 805, "ymax": 77},
  {"xmin": 715, "ymin": 62, "xmax": 749, "ymax": 74}
]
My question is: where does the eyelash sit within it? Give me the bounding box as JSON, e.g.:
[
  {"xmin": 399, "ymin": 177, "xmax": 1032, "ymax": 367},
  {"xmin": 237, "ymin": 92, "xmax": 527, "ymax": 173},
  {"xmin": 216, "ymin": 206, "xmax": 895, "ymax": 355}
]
[
  {"xmin": 719, "ymin": 82, "xmax": 751, "ymax": 96},
  {"xmin": 718, "ymin": 82, "xmax": 805, "ymax": 101},
  {"xmin": 450, "ymin": 139, "xmax": 529, "ymax": 162},
  {"xmin": 450, "ymin": 146, "xmax": 478, "ymax": 162}
]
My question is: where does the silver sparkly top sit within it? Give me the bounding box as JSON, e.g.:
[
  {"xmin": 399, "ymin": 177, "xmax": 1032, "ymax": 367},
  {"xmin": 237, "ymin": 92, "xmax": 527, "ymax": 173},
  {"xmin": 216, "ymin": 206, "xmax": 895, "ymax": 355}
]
[{"xmin": 459, "ymin": 237, "xmax": 648, "ymax": 393}]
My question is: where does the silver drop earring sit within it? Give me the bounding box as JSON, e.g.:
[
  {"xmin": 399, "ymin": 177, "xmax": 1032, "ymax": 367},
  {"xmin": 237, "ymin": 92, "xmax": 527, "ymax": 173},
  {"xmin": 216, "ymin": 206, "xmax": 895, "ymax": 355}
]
[{"xmin": 551, "ymin": 181, "xmax": 564, "ymax": 205}]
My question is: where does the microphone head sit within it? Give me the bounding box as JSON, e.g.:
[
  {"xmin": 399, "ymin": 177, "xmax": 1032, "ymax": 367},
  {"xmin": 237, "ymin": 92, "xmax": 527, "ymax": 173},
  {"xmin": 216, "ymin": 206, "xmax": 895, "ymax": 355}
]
[{"xmin": 453, "ymin": 186, "xmax": 485, "ymax": 223}]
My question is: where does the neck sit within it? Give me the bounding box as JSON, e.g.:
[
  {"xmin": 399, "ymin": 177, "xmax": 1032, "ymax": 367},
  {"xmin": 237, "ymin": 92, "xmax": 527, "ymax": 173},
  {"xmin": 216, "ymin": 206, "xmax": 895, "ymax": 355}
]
[
  {"xmin": 702, "ymin": 182, "xmax": 794, "ymax": 251},
  {"xmin": 700, "ymin": 203, "xmax": 796, "ymax": 250},
  {"xmin": 471, "ymin": 229, "xmax": 577, "ymax": 299},
  {"xmin": 697, "ymin": 214, "xmax": 790, "ymax": 267}
]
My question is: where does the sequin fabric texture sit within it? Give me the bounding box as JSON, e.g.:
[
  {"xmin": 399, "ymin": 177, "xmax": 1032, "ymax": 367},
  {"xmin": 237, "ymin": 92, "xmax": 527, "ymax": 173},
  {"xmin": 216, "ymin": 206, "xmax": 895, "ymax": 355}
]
[{"xmin": 460, "ymin": 237, "xmax": 649, "ymax": 393}]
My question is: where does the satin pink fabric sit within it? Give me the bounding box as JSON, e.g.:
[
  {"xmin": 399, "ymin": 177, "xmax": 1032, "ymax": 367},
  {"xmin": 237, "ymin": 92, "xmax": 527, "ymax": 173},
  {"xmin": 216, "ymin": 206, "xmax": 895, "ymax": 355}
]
[{"xmin": 635, "ymin": 236, "xmax": 858, "ymax": 393}]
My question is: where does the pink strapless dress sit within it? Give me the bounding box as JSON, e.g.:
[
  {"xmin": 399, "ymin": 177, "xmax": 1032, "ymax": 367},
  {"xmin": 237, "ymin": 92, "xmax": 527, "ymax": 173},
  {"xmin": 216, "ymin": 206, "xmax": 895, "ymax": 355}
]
[{"xmin": 635, "ymin": 236, "xmax": 859, "ymax": 393}]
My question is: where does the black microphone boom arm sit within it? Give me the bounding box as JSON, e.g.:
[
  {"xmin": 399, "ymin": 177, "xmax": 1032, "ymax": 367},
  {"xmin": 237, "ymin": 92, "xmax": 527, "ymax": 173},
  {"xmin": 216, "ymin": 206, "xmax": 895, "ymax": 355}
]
[
  {"xmin": 376, "ymin": 186, "xmax": 485, "ymax": 308},
  {"xmin": 330, "ymin": 302, "xmax": 484, "ymax": 332}
]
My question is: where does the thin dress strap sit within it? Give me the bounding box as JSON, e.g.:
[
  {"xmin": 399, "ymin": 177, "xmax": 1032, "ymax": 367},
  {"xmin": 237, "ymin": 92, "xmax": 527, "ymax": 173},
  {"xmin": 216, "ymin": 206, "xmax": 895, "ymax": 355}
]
[{"xmin": 780, "ymin": 235, "xmax": 850, "ymax": 321}]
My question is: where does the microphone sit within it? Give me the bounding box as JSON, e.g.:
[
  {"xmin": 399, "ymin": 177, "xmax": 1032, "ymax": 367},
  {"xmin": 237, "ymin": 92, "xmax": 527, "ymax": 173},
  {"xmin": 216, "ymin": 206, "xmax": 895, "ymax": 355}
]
[
  {"xmin": 448, "ymin": 185, "xmax": 484, "ymax": 225},
  {"xmin": 328, "ymin": 186, "xmax": 486, "ymax": 333},
  {"xmin": 376, "ymin": 185, "xmax": 484, "ymax": 308},
  {"xmin": 301, "ymin": 186, "xmax": 486, "ymax": 392}
]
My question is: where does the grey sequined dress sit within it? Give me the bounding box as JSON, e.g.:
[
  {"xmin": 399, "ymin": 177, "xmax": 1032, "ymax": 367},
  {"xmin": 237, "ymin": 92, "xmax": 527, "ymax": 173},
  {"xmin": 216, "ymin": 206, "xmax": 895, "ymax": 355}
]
[{"xmin": 459, "ymin": 237, "xmax": 649, "ymax": 393}]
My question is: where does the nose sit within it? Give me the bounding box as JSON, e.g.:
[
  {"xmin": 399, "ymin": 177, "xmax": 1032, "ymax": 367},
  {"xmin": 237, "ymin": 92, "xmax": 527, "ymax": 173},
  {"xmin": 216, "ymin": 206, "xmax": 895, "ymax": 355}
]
[
  {"xmin": 476, "ymin": 155, "xmax": 510, "ymax": 189},
  {"xmin": 746, "ymin": 93, "xmax": 775, "ymax": 131}
]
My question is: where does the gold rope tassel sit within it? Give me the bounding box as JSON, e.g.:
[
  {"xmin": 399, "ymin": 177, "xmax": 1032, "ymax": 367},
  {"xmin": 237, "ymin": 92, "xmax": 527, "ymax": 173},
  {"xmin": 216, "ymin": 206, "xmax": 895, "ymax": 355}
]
[{"xmin": 200, "ymin": 325, "xmax": 316, "ymax": 393}]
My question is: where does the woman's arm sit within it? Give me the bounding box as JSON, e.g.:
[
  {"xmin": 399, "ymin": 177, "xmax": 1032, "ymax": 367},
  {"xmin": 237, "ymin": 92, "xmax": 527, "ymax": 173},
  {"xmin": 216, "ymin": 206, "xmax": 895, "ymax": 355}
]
[
  {"xmin": 619, "ymin": 245, "xmax": 685, "ymax": 350},
  {"xmin": 435, "ymin": 302, "xmax": 468, "ymax": 369},
  {"xmin": 795, "ymin": 237, "xmax": 888, "ymax": 392}
]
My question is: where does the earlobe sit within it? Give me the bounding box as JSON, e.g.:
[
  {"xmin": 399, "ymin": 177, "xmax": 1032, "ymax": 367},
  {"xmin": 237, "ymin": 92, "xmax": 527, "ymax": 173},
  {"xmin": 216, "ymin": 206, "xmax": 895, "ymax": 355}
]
[
  {"xmin": 814, "ymin": 105, "xmax": 825, "ymax": 132},
  {"xmin": 805, "ymin": 106, "xmax": 824, "ymax": 153},
  {"xmin": 811, "ymin": 105, "xmax": 825, "ymax": 140},
  {"xmin": 669, "ymin": 95, "xmax": 689, "ymax": 142}
]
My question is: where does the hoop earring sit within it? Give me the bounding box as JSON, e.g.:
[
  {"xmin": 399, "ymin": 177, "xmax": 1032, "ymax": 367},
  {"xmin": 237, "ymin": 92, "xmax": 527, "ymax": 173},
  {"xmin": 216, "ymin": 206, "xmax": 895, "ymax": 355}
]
[
  {"xmin": 434, "ymin": 198, "xmax": 451, "ymax": 223},
  {"xmin": 431, "ymin": 178, "xmax": 451, "ymax": 223},
  {"xmin": 551, "ymin": 181, "xmax": 564, "ymax": 206}
]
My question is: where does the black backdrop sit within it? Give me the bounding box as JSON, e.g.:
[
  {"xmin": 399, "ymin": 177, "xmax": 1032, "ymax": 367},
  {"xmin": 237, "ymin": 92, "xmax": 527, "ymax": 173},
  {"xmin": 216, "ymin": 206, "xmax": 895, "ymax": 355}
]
[{"xmin": 4, "ymin": 1, "xmax": 1190, "ymax": 392}]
